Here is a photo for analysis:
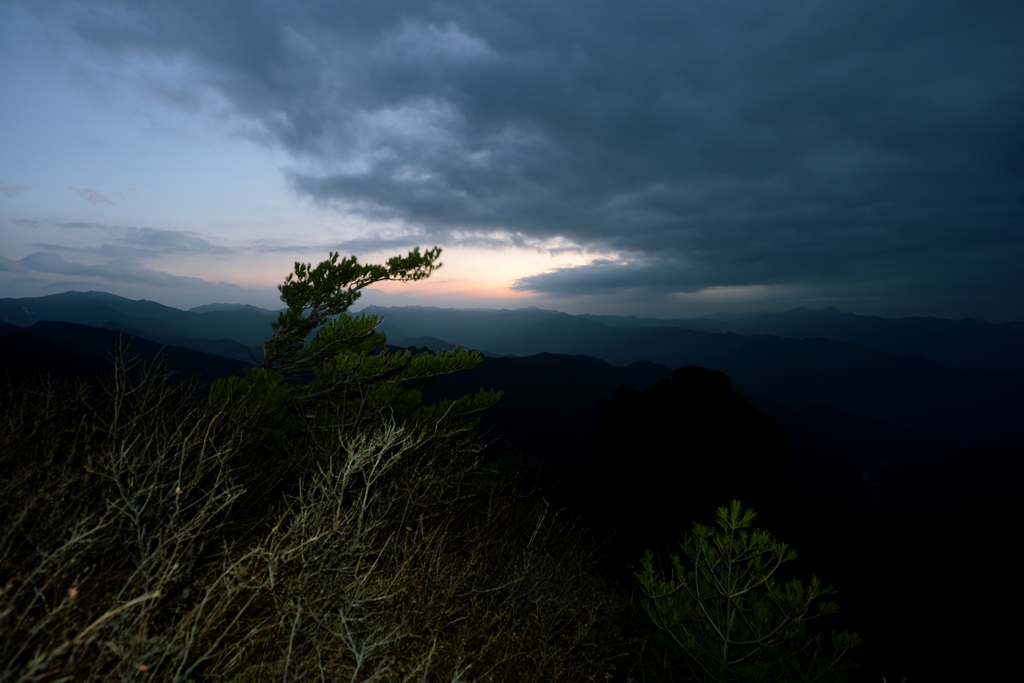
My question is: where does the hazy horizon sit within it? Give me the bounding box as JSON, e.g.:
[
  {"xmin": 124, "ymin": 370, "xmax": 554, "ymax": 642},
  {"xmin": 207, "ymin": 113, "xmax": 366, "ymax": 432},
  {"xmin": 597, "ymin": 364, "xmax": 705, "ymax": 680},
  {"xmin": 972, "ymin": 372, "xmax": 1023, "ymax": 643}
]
[{"xmin": 4, "ymin": 286, "xmax": 1023, "ymax": 326}]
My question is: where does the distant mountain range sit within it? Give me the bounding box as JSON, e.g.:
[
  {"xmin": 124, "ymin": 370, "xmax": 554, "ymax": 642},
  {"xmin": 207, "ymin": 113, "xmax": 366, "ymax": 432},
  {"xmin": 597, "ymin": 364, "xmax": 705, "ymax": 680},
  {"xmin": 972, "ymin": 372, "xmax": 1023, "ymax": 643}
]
[
  {"xmin": 0, "ymin": 291, "xmax": 278, "ymax": 363},
  {"xmin": 365, "ymin": 304, "xmax": 1024, "ymax": 448},
  {"xmin": 365, "ymin": 304, "xmax": 1024, "ymax": 371},
  {"xmin": 2, "ymin": 290, "xmax": 1022, "ymax": 478},
  {"xmin": 0, "ymin": 320, "xmax": 254, "ymax": 385},
  {"xmin": 6, "ymin": 292, "xmax": 1022, "ymax": 370}
]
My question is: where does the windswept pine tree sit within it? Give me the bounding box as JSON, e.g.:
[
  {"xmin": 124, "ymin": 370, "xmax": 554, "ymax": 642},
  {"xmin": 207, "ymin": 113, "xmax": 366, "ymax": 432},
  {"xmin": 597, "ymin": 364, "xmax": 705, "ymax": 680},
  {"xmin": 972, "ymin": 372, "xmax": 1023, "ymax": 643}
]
[{"xmin": 213, "ymin": 247, "xmax": 500, "ymax": 436}]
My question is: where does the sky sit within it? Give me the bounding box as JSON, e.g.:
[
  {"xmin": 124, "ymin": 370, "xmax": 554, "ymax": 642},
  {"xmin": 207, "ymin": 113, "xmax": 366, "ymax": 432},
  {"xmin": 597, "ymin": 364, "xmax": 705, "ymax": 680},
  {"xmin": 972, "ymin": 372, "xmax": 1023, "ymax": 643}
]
[{"xmin": 1, "ymin": 0, "xmax": 1022, "ymax": 321}]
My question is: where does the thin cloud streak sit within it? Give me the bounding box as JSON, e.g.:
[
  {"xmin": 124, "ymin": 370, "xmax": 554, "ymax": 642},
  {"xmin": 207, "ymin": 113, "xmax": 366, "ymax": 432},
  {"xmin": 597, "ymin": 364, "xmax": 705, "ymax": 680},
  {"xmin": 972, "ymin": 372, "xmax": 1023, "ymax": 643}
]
[
  {"xmin": 18, "ymin": 251, "xmax": 241, "ymax": 290},
  {"xmin": 1, "ymin": 184, "xmax": 29, "ymax": 197},
  {"xmin": 70, "ymin": 187, "xmax": 114, "ymax": 205},
  {"xmin": 51, "ymin": 222, "xmax": 237, "ymax": 256}
]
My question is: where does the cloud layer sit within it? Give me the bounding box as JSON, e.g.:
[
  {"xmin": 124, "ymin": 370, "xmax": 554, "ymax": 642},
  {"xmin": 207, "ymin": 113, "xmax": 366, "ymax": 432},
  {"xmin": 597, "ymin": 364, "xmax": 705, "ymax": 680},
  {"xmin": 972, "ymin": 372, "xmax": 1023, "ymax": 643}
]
[{"xmin": 14, "ymin": 0, "xmax": 1024, "ymax": 317}]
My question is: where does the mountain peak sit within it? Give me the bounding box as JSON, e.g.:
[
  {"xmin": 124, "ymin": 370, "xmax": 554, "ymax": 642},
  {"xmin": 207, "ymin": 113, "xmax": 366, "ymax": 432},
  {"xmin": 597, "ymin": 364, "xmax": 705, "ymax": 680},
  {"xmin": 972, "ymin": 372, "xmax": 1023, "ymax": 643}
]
[{"xmin": 188, "ymin": 303, "xmax": 279, "ymax": 315}]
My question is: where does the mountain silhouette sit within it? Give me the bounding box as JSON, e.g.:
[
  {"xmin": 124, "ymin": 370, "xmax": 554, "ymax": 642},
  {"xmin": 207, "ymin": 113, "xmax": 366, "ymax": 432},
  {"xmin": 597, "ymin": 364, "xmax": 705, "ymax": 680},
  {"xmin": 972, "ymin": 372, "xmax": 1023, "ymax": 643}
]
[
  {"xmin": 0, "ymin": 291, "xmax": 277, "ymax": 350},
  {"xmin": 0, "ymin": 321, "xmax": 254, "ymax": 386},
  {"xmin": 581, "ymin": 306, "xmax": 1024, "ymax": 370},
  {"xmin": 371, "ymin": 303, "xmax": 1024, "ymax": 370},
  {"xmin": 422, "ymin": 352, "xmax": 672, "ymax": 469},
  {"xmin": 571, "ymin": 366, "xmax": 791, "ymax": 569}
]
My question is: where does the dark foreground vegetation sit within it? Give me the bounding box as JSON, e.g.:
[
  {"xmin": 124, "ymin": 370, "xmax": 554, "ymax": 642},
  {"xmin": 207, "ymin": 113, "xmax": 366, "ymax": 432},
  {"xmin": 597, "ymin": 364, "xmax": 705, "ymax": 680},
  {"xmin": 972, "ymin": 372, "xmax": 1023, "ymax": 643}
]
[
  {"xmin": 2, "ymin": 352, "xmax": 644, "ymax": 681},
  {"xmin": 3, "ymin": 355, "xmax": 865, "ymax": 681},
  {"xmin": 10, "ymin": 247, "xmax": 1016, "ymax": 680},
  {"xmin": 1, "ymin": 247, "xmax": 647, "ymax": 681}
]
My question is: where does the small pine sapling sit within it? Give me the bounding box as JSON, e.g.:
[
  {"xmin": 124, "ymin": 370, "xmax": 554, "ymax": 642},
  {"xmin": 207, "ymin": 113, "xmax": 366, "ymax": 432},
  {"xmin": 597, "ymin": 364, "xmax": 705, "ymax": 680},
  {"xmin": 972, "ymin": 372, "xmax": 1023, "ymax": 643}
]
[{"xmin": 636, "ymin": 500, "xmax": 860, "ymax": 682}]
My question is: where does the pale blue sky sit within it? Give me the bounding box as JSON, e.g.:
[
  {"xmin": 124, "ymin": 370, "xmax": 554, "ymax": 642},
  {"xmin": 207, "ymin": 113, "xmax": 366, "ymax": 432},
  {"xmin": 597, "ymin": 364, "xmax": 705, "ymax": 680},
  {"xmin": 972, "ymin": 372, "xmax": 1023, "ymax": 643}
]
[
  {"xmin": 3, "ymin": 1, "xmax": 1022, "ymax": 321},
  {"xmin": 0, "ymin": 2, "xmax": 597, "ymax": 311}
]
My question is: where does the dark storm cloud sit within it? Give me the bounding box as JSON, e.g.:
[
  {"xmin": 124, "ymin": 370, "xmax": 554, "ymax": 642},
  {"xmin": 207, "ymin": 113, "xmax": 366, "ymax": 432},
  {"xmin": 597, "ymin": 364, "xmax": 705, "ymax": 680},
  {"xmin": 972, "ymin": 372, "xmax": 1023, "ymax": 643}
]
[
  {"xmin": 18, "ymin": 251, "xmax": 240, "ymax": 289},
  {"xmin": 35, "ymin": 0, "xmax": 1024, "ymax": 314},
  {"xmin": 512, "ymin": 257, "xmax": 706, "ymax": 297}
]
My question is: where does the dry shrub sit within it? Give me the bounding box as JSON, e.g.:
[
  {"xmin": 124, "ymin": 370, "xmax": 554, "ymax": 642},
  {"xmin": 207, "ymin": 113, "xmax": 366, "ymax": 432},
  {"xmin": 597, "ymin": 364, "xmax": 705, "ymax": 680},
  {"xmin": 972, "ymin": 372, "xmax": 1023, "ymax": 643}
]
[
  {"xmin": 1, "ymin": 356, "xmax": 255, "ymax": 680},
  {"xmin": 1, "ymin": 356, "xmax": 637, "ymax": 681}
]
